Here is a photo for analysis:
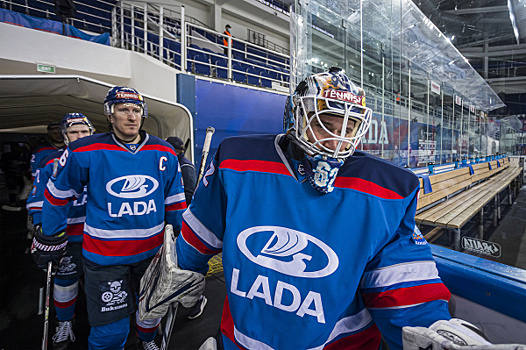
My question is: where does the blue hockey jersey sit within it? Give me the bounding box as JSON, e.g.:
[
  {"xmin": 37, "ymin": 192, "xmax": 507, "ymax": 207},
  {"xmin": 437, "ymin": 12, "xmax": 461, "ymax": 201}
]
[
  {"xmin": 176, "ymin": 134, "xmax": 451, "ymax": 350},
  {"xmin": 26, "ymin": 149, "xmax": 86, "ymax": 242},
  {"xmin": 43, "ymin": 132, "xmax": 186, "ymax": 265},
  {"xmin": 30, "ymin": 142, "xmax": 64, "ymax": 178}
]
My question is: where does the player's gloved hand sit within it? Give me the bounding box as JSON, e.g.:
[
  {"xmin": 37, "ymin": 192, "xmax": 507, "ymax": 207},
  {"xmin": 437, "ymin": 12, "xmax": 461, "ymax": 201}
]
[
  {"xmin": 402, "ymin": 318, "xmax": 524, "ymax": 350},
  {"xmin": 31, "ymin": 228, "xmax": 68, "ymax": 270}
]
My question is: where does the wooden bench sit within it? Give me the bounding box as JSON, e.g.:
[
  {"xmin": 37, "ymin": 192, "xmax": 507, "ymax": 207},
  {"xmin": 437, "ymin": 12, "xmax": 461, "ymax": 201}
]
[{"xmin": 414, "ymin": 157, "xmax": 523, "ymax": 250}]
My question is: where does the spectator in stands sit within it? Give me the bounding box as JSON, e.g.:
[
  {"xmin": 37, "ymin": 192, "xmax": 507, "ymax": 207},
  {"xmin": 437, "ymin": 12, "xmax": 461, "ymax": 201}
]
[{"xmin": 223, "ymin": 24, "xmax": 232, "ymax": 55}]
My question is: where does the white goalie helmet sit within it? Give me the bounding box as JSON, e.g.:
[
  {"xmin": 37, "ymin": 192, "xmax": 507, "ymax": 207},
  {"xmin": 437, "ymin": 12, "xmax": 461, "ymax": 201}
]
[{"xmin": 285, "ymin": 67, "xmax": 372, "ymax": 160}]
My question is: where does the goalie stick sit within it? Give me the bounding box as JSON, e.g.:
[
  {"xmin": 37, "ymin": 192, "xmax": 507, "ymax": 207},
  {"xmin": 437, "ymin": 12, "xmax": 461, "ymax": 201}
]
[
  {"xmin": 198, "ymin": 127, "xmax": 215, "ymax": 183},
  {"xmin": 42, "ymin": 158, "xmax": 59, "ymax": 350},
  {"xmin": 160, "ymin": 302, "xmax": 179, "ymax": 350}
]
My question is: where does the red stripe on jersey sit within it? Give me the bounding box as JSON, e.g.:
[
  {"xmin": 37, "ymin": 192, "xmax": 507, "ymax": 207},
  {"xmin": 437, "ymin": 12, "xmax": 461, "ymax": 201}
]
[
  {"xmin": 45, "ymin": 158, "xmax": 57, "ymax": 166},
  {"xmin": 362, "ymin": 283, "xmax": 451, "ymax": 308},
  {"xmin": 75, "ymin": 143, "xmax": 126, "ymax": 153},
  {"xmin": 137, "ymin": 324, "xmax": 159, "ymax": 334},
  {"xmin": 220, "ymin": 159, "xmax": 291, "ymax": 176},
  {"xmin": 220, "ymin": 297, "xmax": 246, "ymax": 350},
  {"xmin": 45, "ymin": 189, "xmax": 69, "ymax": 206},
  {"xmin": 54, "ymin": 297, "xmax": 77, "ymax": 309},
  {"xmin": 181, "ymin": 222, "xmax": 221, "ymax": 255},
  {"xmin": 334, "ymin": 177, "xmax": 404, "ymax": 199},
  {"xmin": 37, "ymin": 146, "xmax": 57, "ymax": 152},
  {"xmin": 166, "ymin": 201, "xmax": 187, "ymax": 211},
  {"xmin": 82, "ymin": 232, "xmax": 163, "ymax": 257},
  {"xmin": 142, "ymin": 144, "xmax": 177, "ymax": 155},
  {"xmin": 324, "ymin": 323, "xmax": 381, "ymax": 350},
  {"xmin": 66, "ymin": 223, "xmax": 84, "ymax": 236}
]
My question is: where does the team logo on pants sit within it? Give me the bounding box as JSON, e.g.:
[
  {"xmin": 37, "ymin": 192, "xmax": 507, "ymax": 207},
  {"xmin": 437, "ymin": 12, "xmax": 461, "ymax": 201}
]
[{"xmin": 100, "ymin": 280, "xmax": 128, "ymax": 312}]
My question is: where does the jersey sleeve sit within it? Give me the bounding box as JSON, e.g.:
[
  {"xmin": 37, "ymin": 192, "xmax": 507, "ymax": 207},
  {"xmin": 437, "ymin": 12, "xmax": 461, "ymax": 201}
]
[
  {"xmin": 176, "ymin": 153, "xmax": 225, "ymax": 274},
  {"xmin": 26, "ymin": 164, "xmax": 50, "ymax": 225},
  {"xmin": 164, "ymin": 156, "xmax": 187, "ymax": 234},
  {"xmin": 181, "ymin": 163, "xmax": 197, "ymax": 205},
  {"xmin": 42, "ymin": 149, "xmax": 87, "ymax": 237},
  {"xmin": 360, "ymin": 187, "xmax": 452, "ymax": 350}
]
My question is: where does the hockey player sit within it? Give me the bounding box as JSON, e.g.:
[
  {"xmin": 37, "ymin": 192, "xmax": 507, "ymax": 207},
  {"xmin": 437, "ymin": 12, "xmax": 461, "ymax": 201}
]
[
  {"xmin": 166, "ymin": 137, "xmax": 197, "ymax": 206},
  {"xmin": 27, "ymin": 113, "xmax": 94, "ymax": 350},
  {"xmin": 30, "ymin": 122, "xmax": 65, "ymax": 179},
  {"xmin": 33, "ymin": 87, "xmax": 188, "ymax": 350},
  {"xmin": 175, "ymin": 67, "xmax": 453, "ymax": 349},
  {"xmin": 165, "ymin": 136, "xmax": 207, "ymax": 319}
]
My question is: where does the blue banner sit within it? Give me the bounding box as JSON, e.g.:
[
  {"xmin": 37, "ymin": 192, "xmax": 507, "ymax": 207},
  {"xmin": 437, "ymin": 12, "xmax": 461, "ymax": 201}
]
[{"xmin": 0, "ymin": 8, "xmax": 110, "ymax": 45}]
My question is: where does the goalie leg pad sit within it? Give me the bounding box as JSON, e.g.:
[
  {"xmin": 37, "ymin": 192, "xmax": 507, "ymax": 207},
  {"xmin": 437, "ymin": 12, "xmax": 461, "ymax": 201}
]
[{"xmin": 138, "ymin": 224, "xmax": 205, "ymax": 321}]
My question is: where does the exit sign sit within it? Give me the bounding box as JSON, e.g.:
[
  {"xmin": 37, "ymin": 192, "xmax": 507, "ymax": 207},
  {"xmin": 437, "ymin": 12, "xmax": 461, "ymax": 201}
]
[{"xmin": 37, "ymin": 64, "xmax": 56, "ymax": 74}]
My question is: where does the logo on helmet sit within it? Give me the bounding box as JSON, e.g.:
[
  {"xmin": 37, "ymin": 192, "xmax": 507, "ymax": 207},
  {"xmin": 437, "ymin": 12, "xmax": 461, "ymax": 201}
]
[
  {"xmin": 322, "ymin": 89, "xmax": 364, "ymax": 105},
  {"xmin": 115, "ymin": 92, "xmax": 142, "ymax": 101},
  {"xmin": 237, "ymin": 226, "xmax": 339, "ymax": 278}
]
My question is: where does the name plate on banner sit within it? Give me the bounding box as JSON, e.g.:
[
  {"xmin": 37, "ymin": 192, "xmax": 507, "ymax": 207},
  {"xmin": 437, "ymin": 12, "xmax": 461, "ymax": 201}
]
[{"xmin": 431, "ymin": 80, "xmax": 440, "ymax": 94}]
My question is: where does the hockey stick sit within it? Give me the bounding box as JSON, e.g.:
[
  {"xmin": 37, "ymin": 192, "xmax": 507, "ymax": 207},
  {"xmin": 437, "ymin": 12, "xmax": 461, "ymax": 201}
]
[
  {"xmin": 197, "ymin": 127, "xmax": 216, "ymax": 183},
  {"xmin": 41, "ymin": 261, "xmax": 52, "ymax": 350},
  {"xmin": 160, "ymin": 302, "xmax": 179, "ymax": 350}
]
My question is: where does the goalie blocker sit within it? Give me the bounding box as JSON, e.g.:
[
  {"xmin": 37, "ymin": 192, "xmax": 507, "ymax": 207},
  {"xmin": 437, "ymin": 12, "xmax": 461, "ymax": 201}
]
[{"xmin": 138, "ymin": 224, "xmax": 206, "ymax": 321}]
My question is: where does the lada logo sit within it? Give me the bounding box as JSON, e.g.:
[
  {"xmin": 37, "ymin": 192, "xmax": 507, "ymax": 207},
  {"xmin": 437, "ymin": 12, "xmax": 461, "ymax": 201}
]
[
  {"xmin": 237, "ymin": 226, "xmax": 339, "ymax": 278},
  {"xmin": 106, "ymin": 175, "xmax": 159, "ymax": 198}
]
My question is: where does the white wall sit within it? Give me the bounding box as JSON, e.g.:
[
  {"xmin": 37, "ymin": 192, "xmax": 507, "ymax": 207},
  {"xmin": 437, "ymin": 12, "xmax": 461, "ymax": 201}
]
[{"xmin": 0, "ymin": 22, "xmax": 178, "ymax": 103}]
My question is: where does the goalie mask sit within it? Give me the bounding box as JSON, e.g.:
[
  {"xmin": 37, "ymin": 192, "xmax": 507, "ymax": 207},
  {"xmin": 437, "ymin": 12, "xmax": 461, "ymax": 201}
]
[
  {"xmin": 60, "ymin": 113, "xmax": 95, "ymax": 145},
  {"xmin": 103, "ymin": 86, "xmax": 148, "ymax": 118},
  {"xmin": 284, "ymin": 67, "xmax": 372, "ymax": 160}
]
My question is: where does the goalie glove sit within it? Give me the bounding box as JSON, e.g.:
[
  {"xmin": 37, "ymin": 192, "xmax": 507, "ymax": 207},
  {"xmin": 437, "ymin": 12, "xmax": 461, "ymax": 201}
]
[
  {"xmin": 31, "ymin": 228, "xmax": 67, "ymax": 270},
  {"xmin": 403, "ymin": 318, "xmax": 526, "ymax": 350},
  {"xmin": 138, "ymin": 224, "xmax": 206, "ymax": 321}
]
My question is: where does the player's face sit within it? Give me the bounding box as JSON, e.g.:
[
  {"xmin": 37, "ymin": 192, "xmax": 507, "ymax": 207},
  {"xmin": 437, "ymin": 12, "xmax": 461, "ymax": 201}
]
[
  {"xmin": 66, "ymin": 124, "xmax": 91, "ymax": 143},
  {"xmin": 307, "ymin": 113, "xmax": 356, "ymax": 152},
  {"xmin": 48, "ymin": 127, "xmax": 63, "ymax": 144},
  {"xmin": 109, "ymin": 103, "xmax": 142, "ymax": 141}
]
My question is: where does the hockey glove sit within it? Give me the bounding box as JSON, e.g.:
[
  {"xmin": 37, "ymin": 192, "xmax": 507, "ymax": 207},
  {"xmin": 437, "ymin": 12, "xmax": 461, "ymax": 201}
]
[
  {"xmin": 138, "ymin": 224, "xmax": 206, "ymax": 321},
  {"xmin": 31, "ymin": 228, "xmax": 68, "ymax": 270},
  {"xmin": 402, "ymin": 318, "xmax": 525, "ymax": 350}
]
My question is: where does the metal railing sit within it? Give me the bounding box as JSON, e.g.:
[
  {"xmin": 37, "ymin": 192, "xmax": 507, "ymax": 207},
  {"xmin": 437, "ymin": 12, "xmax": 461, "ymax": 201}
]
[
  {"xmin": 113, "ymin": 1, "xmax": 291, "ymax": 90},
  {"xmin": 2, "ymin": 0, "xmax": 113, "ymax": 34}
]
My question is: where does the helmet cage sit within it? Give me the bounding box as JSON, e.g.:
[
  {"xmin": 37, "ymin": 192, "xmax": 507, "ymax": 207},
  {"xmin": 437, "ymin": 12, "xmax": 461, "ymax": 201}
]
[
  {"xmin": 293, "ymin": 95, "xmax": 372, "ymax": 160},
  {"xmin": 60, "ymin": 113, "xmax": 95, "ymax": 145}
]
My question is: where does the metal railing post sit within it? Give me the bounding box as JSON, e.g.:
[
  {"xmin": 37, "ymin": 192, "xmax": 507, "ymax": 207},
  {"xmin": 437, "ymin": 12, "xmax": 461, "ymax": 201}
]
[
  {"xmin": 159, "ymin": 5, "xmax": 164, "ymax": 61},
  {"xmin": 120, "ymin": 0, "xmax": 124, "ymax": 48},
  {"xmin": 181, "ymin": 5, "xmax": 187, "ymax": 73},
  {"xmin": 228, "ymin": 36, "xmax": 232, "ymax": 80},
  {"xmin": 131, "ymin": 4, "xmax": 135, "ymax": 51},
  {"xmin": 143, "ymin": 3, "xmax": 147, "ymax": 53}
]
